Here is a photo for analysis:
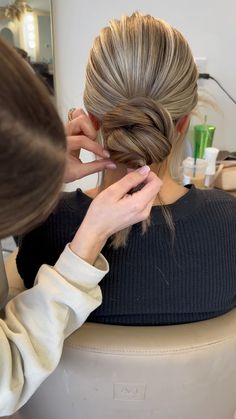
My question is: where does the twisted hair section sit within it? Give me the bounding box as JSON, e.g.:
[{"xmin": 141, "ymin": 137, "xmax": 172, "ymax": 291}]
[{"xmin": 102, "ymin": 97, "xmax": 174, "ymax": 168}]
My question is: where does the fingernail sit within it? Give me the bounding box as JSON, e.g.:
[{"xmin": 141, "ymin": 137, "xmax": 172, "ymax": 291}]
[
  {"xmin": 106, "ymin": 163, "xmax": 117, "ymax": 169},
  {"xmin": 137, "ymin": 165, "xmax": 150, "ymax": 175},
  {"xmin": 103, "ymin": 150, "xmax": 110, "ymax": 158}
]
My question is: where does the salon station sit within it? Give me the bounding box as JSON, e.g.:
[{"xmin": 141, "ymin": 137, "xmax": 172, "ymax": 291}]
[{"xmin": 0, "ymin": 1, "xmax": 236, "ymax": 419}]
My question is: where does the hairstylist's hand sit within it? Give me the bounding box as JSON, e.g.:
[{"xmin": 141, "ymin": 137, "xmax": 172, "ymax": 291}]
[
  {"xmin": 64, "ymin": 108, "xmax": 116, "ymax": 183},
  {"xmin": 70, "ymin": 166, "xmax": 163, "ymax": 264}
]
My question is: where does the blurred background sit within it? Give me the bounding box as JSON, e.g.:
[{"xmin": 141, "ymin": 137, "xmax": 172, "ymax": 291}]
[{"xmin": 0, "ymin": 0, "xmax": 53, "ymax": 93}]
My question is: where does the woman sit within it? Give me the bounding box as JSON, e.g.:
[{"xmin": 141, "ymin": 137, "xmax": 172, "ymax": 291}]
[
  {"xmin": 17, "ymin": 13, "xmax": 236, "ymax": 326},
  {"xmin": 0, "ymin": 37, "xmax": 161, "ymax": 415}
]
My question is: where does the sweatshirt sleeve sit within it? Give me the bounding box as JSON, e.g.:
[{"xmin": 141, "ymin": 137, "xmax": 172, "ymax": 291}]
[{"xmin": 0, "ymin": 244, "xmax": 108, "ymax": 416}]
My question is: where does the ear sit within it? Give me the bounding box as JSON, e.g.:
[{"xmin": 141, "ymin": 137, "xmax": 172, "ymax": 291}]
[
  {"xmin": 176, "ymin": 114, "xmax": 190, "ymax": 134},
  {"xmin": 88, "ymin": 113, "xmax": 100, "ymax": 131}
]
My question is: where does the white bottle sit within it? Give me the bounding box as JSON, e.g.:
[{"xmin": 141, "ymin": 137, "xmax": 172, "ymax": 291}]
[{"xmin": 204, "ymin": 147, "xmax": 219, "ymax": 187}]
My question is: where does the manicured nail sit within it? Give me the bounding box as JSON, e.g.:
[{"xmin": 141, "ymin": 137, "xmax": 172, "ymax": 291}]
[
  {"xmin": 106, "ymin": 163, "xmax": 117, "ymax": 169},
  {"xmin": 137, "ymin": 165, "xmax": 150, "ymax": 175},
  {"xmin": 103, "ymin": 150, "xmax": 110, "ymax": 158},
  {"xmin": 127, "ymin": 168, "xmax": 134, "ymax": 173}
]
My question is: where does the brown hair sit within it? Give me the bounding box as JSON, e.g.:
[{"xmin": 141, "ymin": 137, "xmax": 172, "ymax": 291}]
[
  {"xmin": 84, "ymin": 12, "xmax": 198, "ymax": 247},
  {"xmin": 0, "ymin": 38, "xmax": 66, "ymax": 239}
]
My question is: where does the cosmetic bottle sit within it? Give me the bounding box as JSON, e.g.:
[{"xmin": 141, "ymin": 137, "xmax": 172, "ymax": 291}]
[{"xmin": 204, "ymin": 147, "xmax": 219, "ymax": 188}]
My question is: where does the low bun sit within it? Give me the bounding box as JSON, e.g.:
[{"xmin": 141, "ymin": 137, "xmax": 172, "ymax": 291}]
[{"xmin": 101, "ymin": 97, "xmax": 174, "ymax": 168}]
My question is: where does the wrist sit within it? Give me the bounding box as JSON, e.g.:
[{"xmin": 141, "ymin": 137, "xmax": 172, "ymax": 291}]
[{"xmin": 70, "ymin": 222, "xmax": 107, "ymax": 266}]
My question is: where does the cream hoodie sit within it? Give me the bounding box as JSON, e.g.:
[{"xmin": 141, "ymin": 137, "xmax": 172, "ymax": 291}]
[{"xmin": 0, "ymin": 244, "xmax": 108, "ymax": 416}]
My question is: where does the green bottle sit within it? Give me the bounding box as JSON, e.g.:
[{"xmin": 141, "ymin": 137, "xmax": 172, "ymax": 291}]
[{"xmin": 194, "ymin": 124, "xmax": 216, "ymax": 159}]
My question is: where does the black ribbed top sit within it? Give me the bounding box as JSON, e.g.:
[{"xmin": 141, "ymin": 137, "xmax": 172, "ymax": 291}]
[{"xmin": 16, "ymin": 185, "xmax": 236, "ymax": 325}]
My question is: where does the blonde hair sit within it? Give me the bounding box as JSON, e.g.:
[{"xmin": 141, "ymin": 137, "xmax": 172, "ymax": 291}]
[
  {"xmin": 0, "ymin": 38, "xmax": 66, "ymax": 239},
  {"xmin": 84, "ymin": 12, "xmax": 198, "ymax": 247}
]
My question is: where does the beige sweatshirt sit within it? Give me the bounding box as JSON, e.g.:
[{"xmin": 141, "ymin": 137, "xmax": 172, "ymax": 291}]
[{"xmin": 0, "ymin": 244, "xmax": 108, "ymax": 415}]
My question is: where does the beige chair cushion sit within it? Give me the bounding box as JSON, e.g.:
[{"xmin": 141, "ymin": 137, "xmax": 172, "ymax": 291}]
[
  {"xmin": 18, "ymin": 311, "xmax": 236, "ymax": 419},
  {"xmin": 4, "ymin": 251, "xmax": 236, "ymax": 419}
]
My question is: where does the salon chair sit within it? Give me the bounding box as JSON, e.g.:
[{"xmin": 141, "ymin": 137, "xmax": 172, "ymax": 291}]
[{"xmin": 5, "ymin": 251, "xmax": 236, "ymax": 419}]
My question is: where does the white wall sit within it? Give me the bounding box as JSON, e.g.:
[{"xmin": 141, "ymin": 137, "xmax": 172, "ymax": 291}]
[
  {"xmin": 37, "ymin": 14, "xmax": 52, "ymax": 63},
  {"xmin": 51, "ymin": 0, "xmax": 236, "ymax": 191}
]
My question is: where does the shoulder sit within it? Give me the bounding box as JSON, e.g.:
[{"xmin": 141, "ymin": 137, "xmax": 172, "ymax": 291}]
[
  {"xmin": 197, "ymin": 188, "xmax": 236, "ymax": 211},
  {"xmin": 195, "ymin": 188, "xmax": 236, "ymax": 222},
  {"xmin": 54, "ymin": 189, "xmax": 92, "ymax": 214},
  {"xmin": 17, "ymin": 189, "xmax": 92, "ymax": 258},
  {"xmin": 16, "ymin": 189, "xmax": 92, "ymax": 288},
  {"xmin": 198, "ymin": 188, "xmax": 236, "ymax": 203},
  {"xmin": 35, "ymin": 188, "xmax": 93, "ymax": 237}
]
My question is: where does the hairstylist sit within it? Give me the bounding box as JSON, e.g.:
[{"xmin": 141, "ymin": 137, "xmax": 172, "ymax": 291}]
[{"xmin": 0, "ymin": 38, "xmax": 162, "ymax": 416}]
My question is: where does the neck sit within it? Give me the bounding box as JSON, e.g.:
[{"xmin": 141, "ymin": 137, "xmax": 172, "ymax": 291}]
[{"xmin": 101, "ymin": 163, "xmax": 188, "ymax": 206}]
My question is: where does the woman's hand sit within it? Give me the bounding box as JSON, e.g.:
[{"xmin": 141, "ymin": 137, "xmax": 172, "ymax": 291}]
[
  {"xmin": 70, "ymin": 167, "xmax": 163, "ymax": 264},
  {"xmin": 64, "ymin": 108, "xmax": 116, "ymax": 183}
]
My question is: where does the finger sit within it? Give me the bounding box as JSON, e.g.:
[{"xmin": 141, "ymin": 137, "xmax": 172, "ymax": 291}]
[
  {"xmin": 107, "ymin": 166, "xmax": 152, "ymax": 200},
  {"xmin": 138, "ymin": 200, "xmax": 155, "ymax": 222},
  {"xmin": 67, "ymin": 107, "xmax": 86, "ymax": 122},
  {"xmin": 128, "ymin": 172, "xmax": 163, "ymax": 207},
  {"xmin": 66, "ymin": 114, "xmax": 97, "ymax": 138},
  {"xmin": 72, "ymin": 159, "xmax": 117, "ymax": 179},
  {"xmin": 67, "ymin": 135, "xmax": 110, "ymax": 158},
  {"xmin": 72, "ymin": 108, "xmax": 87, "ymax": 119}
]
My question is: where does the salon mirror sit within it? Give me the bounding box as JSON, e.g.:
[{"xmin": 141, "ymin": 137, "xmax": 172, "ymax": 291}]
[{"xmin": 0, "ymin": 0, "xmax": 54, "ymax": 94}]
